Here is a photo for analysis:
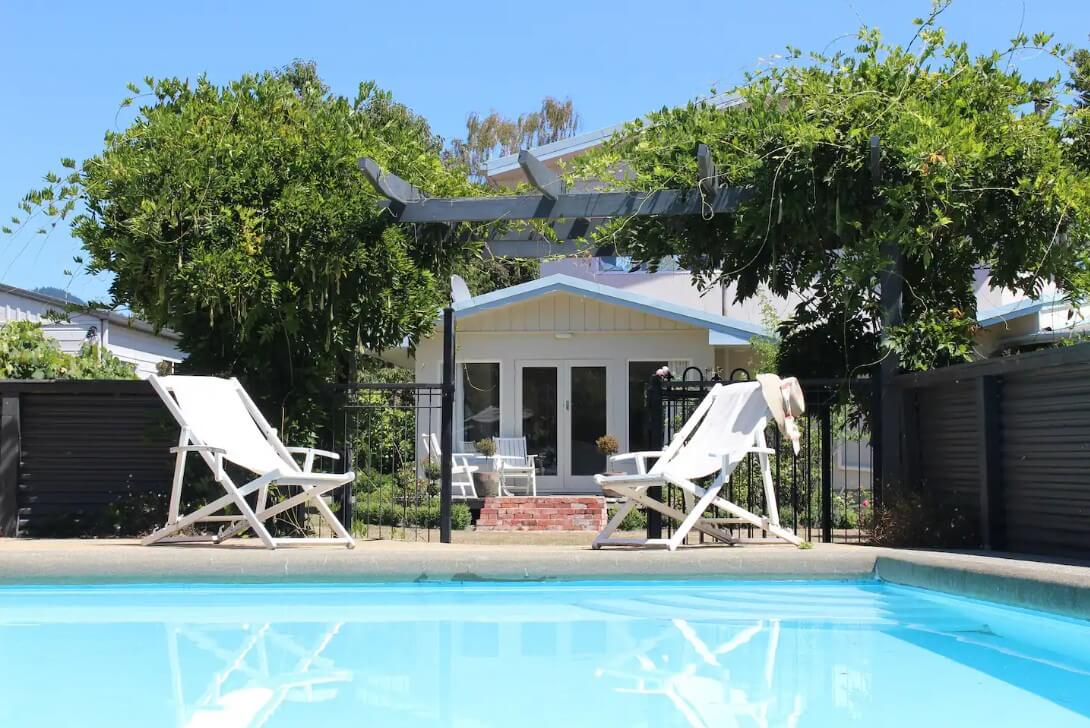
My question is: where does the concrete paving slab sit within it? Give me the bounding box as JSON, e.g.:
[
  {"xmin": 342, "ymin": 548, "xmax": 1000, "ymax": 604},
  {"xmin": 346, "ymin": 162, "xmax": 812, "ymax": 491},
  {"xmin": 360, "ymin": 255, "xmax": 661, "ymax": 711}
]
[{"xmin": 3, "ymin": 539, "xmax": 1090, "ymax": 621}]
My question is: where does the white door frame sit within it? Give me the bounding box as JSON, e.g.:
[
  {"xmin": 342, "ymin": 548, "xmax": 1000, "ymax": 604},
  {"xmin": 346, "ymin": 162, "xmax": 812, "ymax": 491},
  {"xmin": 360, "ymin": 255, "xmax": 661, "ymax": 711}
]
[{"xmin": 516, "ymin": 359, "xmax": 612, "ymax": 493}]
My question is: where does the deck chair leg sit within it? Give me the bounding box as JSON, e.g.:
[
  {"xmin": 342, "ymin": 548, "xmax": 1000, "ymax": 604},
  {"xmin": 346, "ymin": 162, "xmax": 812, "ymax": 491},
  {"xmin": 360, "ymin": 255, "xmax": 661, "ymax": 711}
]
[
  {"xmin": 668, "ymin": 482, "xmax": 726, "ymax": 551},
  {"xmin": 593, "ymin": 499, "xmax": 638, "ymax": 548},
  {"xmin": 167, "ymin": 428, "xmax": 190, "ymax": 525}
]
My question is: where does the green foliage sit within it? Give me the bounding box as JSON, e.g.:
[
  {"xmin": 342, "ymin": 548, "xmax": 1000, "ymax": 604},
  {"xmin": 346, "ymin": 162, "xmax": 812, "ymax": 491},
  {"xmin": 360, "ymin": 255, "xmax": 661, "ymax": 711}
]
[
  {"xmin": 748, "ymin": 298, "xmax": 781, "ymax": 374},
  {"xmin": 474, "ymin": 438, "xmax": 496, "ymax": 457},
  {"xmin": 14, "ymin": 62, "xmax": 484, "ymax": 434},
  {"xmin": 0, "ymin": 321, "xmax": 137, "ymax": 380},
  {"xmin": 581, "ymin": 16, "xmax": 1090, "ymax": 375},
  {"xmin": 607, "ymin": 504, "xmax": 647, "ymax": 532}
]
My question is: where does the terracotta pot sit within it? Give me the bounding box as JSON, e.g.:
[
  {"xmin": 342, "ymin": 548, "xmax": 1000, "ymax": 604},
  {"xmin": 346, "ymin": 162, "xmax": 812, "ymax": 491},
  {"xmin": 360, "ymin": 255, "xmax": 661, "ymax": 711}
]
[{"xmin": 475, "ymin": 472, "xmax": 501, "ymax": 498}]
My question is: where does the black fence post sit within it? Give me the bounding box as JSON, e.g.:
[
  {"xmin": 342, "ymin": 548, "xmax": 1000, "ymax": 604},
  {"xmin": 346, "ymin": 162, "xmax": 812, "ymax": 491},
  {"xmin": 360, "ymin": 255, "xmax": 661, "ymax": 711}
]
[
  {"xmin": 820, "ymin": 404, "xmax": 833, "ymax": 543},
  {"xmin": 0, "ymin": 394, "xmax": 20, "ymax": 537},
  {"xmin": 645, "ymin": 375, "xmax": 664, "ymax": 540},
  {"xmin": 336, "ymin": 386, "xmax": 354, "ymax": 535},
  {"xmin": 439, "ymin": 306, "xmax": 456, "ymax": 544}
]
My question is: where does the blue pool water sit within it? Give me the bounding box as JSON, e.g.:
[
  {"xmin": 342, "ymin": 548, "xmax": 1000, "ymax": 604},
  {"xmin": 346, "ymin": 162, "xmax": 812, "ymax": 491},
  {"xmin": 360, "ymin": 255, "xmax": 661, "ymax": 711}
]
[{"xmin": 1, "ymin": 580, "xmax": 1089, "ymax": 727}]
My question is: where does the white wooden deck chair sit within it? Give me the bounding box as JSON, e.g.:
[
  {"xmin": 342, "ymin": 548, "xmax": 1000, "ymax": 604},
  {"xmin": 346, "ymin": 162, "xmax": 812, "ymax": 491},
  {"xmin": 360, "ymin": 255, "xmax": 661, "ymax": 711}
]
[
  {"xmin": 594, "ymin": 382, "xmax": 801, "ymax": 550},
  {"xmin": 144, "ymin": 375, "xmax": 355, "ymax": 549},
  {"xmin": 493, "ymin": 436, "xmax": 537, "ymax": 496},
  {"xmin": 421, "ymin": 433, "xmax": 479, "ymax": 499}
]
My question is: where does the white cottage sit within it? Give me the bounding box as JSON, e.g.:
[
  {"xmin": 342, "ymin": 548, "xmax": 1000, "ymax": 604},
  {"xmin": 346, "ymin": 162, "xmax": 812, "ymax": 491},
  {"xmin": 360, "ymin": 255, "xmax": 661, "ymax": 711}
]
[{"xmin": 413, "ymin": 274, "xmax": 766, "ymax": 494}]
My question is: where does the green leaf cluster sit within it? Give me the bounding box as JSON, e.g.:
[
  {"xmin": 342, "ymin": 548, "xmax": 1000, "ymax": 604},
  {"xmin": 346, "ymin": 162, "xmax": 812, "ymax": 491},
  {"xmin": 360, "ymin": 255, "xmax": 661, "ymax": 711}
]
[
  {"xmin": 0, "ymin": 321, "xmax": 137, "ymax": 380},
  {"xmin": 580, "ymin": 18, "xmax": 1090, "ymax": 374}
]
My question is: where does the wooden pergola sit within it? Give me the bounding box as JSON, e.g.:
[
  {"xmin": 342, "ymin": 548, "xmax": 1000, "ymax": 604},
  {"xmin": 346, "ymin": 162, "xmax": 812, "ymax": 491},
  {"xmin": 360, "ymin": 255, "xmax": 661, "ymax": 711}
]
[{"xmin": 358, "ymin": 144, "xmax": 746, "ymax": 258}]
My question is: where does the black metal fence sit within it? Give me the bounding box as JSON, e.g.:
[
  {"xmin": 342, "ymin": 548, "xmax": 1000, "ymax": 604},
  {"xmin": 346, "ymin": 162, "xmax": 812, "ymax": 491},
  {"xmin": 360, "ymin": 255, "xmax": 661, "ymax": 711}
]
[
  {"xmin": 328, "ymin": 308, "xmax": 457, "ymax": 542},
  {"xmin": 644, "ymin": 375, "xmax": 875, "ymax": 544},
  {"xmin": 328, "ymin": 382, "xmax": 451, "ymax": 541}
]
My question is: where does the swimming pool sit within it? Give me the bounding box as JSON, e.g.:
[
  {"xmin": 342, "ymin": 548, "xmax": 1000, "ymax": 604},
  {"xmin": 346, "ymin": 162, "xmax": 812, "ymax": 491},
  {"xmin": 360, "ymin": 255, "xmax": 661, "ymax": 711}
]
[{"xmin": 0, "ymin": 580, "xmax": 1088, "ymax": 727}]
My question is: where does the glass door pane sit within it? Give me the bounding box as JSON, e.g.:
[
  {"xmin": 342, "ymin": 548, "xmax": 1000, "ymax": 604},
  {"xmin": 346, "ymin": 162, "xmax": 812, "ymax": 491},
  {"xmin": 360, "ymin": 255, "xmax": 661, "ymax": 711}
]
[
  {"xmin": 521, "ymin": 366, "xmax": 558, "ymax": 476},
  {"xmin": 570, "ymin": 366, "xmax": 607, "ymax": 476}
]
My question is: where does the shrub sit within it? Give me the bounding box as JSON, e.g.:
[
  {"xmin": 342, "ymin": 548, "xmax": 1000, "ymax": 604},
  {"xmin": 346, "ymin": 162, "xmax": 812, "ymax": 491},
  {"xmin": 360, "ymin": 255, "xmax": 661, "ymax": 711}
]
[
  {"xmin": 474, "ymin": 438, "xmax": 496, "ymax": 457},
  {"xmin": 0, "ymin": 321, "xmax": 136, "ymax": 380},
  {"xmin": 608, "ymin": 504, "xmax": 647, "ymax": 532}
]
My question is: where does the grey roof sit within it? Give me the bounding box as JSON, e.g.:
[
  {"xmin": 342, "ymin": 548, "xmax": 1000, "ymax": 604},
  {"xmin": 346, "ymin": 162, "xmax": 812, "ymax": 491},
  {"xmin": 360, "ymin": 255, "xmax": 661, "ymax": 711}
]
[
  {"xmin": 481, "ymin": 92, "xmax": 744, "ymax": 177},
  {"xmin": 0, "ymin": 283, "xmax": 181, "ymax": 341}
]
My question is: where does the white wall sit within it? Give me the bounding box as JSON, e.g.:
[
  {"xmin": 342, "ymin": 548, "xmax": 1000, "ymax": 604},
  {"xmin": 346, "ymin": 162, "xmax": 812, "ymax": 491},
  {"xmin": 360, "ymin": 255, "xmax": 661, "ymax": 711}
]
[
  {"xmin": 416, "ymin": 293, "xmax": 725, "ymax": 459},
  {"xmin": 0, "ymin": 289, "xmax": 185, "ymax": 378},
  {"xmin": 541, "ymin": 257, "xmax": 798, "ymax": 326}
]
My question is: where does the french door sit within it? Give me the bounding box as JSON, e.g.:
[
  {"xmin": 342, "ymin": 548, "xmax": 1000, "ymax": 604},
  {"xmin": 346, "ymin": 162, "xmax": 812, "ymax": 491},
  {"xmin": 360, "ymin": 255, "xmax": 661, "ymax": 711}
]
[{"xmin": 516, "ymin": 360, "xmax": 610, "ymax": 492}]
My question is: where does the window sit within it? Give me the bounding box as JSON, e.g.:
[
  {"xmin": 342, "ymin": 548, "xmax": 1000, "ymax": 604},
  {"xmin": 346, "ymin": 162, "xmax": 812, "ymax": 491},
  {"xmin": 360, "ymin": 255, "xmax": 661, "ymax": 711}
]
[
  {"xmin": 628, "ymin": 361, "xmax": 667, "ymax": 452},
  {"xmin": 461, "ymin": 362, "xmax": 500, "ymax": 444}
]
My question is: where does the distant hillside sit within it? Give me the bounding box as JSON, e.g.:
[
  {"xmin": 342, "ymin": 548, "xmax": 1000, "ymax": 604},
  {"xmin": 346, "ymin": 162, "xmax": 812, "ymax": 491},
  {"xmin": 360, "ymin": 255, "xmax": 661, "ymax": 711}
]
[{"xmin": 32, "ymin": 286, "xmax": 85, "ymax": 305}]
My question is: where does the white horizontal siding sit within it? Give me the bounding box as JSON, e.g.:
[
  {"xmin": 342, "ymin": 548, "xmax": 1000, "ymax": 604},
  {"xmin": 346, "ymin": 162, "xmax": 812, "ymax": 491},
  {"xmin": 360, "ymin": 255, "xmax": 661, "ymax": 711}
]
[
  {"xmin": 458, "ymin": 292, "xmax": 690, "ymax": 334},
  {"xmin": 0, "ymin": 290, "xmax": 185, "ymax": 379}
]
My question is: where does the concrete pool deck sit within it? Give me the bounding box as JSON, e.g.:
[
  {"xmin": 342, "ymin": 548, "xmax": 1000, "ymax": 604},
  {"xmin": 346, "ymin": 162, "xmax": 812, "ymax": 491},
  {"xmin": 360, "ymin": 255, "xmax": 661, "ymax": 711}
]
[{"xmin": 2, "ymin": 539, "xmax": 1089, "ymax": 620}]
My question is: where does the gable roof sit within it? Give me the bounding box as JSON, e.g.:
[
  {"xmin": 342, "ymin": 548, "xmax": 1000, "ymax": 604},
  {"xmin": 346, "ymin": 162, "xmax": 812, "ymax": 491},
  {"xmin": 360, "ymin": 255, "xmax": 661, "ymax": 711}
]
[
  {"xmin": 453, "ymin": 274, "xmax": 766, "ymax": 346},
  {"xmin": 976, "ymin": 298, "xmax": 1051, "ymax": 328},
  {"xmin": 482, "ymin": 92, "xmax": 744, "ymax": 178}
]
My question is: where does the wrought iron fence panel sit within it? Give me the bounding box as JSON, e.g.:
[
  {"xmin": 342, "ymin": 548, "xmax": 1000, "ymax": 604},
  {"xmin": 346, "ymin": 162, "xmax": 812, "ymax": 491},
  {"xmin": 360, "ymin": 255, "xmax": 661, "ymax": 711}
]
[
  {"xmin": 646, "ymin": 376, "xmax": 874, "ymax": 544},
  {"xmin": 328, "ymin": 382, "xmax": 448, "ymax": 541}
]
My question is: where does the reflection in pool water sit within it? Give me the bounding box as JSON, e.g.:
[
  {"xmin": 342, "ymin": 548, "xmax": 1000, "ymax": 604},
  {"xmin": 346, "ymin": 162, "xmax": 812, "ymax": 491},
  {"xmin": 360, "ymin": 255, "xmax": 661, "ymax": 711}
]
[{"xmin": 0, "ymin": 581, "xmax": 1089, "ymax": 727}]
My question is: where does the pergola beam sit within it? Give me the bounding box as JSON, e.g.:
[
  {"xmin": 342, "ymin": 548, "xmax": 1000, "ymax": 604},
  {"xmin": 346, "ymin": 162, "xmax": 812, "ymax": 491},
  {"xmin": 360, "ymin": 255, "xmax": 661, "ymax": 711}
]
[
  {"xmin": 517, "ymin": 149, "xmax": 565, "ymax": 200},
  {"xmin": 357, "ymin": 158, "xmax": 425, "ymax": 210},
  {"xmin": 356, "ymin": 144, "xmax": 746, "ymax": 255},
  {"xmin": 391, "ymin": 187, "xmax": 746, "ymax": 223}
]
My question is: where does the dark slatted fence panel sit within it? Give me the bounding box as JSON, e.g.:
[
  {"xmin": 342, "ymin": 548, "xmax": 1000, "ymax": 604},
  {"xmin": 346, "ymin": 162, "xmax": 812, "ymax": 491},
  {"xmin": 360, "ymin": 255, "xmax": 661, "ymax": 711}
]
[
  {"xmin": 1001, "ymin": 361, "xmax": 1090, "ymax": 556},
  {"xmin": 4, "ymin": 382, "xmax": 175, "ymax": 536},
  {"xmin": 915, "ymin": 382, "xmax": 981, "ymax": 526}
]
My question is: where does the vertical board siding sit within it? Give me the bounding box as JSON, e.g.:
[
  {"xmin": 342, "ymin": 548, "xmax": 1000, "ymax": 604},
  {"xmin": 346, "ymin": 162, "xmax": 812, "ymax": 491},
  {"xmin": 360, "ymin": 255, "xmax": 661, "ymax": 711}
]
[
  {"xmin": 1001, "ymin": 362, "xmax": 1090, "ymax": 555},
  {"xmin": 456, "ymin": 294, "xmax": 696, "ymax": 334},
  {"xmin": 900, "ymin": 343, "xmax": 1090, "ymax": 557},
  {"xmin": 916, "ymin": 382, "xmax": 981, "ymax": 528},
  {"xmin": 5, "ymin": 383, "xmax": 176, "ymax": 536}
]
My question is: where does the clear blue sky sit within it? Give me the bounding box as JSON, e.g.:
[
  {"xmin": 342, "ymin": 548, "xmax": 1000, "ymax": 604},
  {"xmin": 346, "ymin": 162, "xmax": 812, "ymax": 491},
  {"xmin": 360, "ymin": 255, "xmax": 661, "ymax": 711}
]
[{"xmin": 1, "ymin": 0, "xmax": 1087, "ymax": 302}]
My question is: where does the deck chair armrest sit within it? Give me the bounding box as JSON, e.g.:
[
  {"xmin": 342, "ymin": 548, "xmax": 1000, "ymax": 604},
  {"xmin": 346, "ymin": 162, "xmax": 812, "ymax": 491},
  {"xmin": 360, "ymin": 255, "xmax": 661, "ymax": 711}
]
[
  {"xmin": 708, "ymin": 446, "xmax": 776, "ymax": 457},
  {"xmin": 284, "ymin": 447, "xmax": 341, "ymax": 460},
  {"xmin": 169, "ymin": 444, "xmax": 227, "ymax": 455},
  {"xmin": 169, "ymin": 445, "xmax": 226, "ymax": 480},
  {"xmin": 609, "ymin": 450, "xmax": 665, "ymax": 475},
  {"xmin": 285, "ymin": 447, "xmax": 341, "ymax": 473}
]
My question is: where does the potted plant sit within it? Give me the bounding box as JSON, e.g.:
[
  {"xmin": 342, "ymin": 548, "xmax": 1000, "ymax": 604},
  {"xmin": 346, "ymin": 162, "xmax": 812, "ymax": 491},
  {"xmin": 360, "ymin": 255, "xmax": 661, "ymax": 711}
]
[
  {"xmin": 473, "ymin": 438, "xmax": 501, "ymax": 498},
  {"xmin": 596, "ymin": 434, "xmax": 623, "ymax": 476}
]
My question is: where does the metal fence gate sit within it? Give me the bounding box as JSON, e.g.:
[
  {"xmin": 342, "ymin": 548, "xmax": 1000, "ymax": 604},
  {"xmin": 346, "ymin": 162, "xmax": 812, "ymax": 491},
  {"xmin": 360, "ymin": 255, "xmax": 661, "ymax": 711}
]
[
  {"xmin": 328, "ymin": 309, "xmax": 456, "ymax": 542},
  {"xmin": 645, "ymin": 374, "xmax": 875, "ymax": 544}
]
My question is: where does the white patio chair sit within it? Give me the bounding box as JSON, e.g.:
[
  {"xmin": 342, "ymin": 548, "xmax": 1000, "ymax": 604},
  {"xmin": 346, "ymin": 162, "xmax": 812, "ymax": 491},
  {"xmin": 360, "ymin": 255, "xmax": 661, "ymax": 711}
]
[
  {"xmin": 421, "ymin": 433, "xmax": 480, "ymax": 499},
  {"xmin": 144, "ymin": 375, "xmax": 355, "ymax": 549},
  {"xmin": 594, "ymin": 381, "xmax": 801, "ymax": 550},
  {"xmin": 492, "ymin": 437, "xmax": 538, "ymax": 496}
]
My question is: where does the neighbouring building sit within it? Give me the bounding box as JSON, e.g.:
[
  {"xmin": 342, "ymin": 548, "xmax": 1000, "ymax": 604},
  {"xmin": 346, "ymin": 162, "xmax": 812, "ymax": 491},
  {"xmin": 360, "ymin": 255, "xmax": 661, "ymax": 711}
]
[{"xmin": 0, "ymin": 284, "xmax": 186, "ymax": 378}]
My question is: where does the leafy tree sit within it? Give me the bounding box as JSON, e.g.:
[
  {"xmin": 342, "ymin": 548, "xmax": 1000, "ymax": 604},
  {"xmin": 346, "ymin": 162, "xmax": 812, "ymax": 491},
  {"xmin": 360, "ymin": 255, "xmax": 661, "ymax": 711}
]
[
  {"xmin": 447, "ymin": 97, "xmax": 580, "ymax": 179},
  {"xmin": 444, "ymin": 96, "xmax": 583, "ymax": 294},
  {"xmin": 11, "ymin": 62, "xmax": 482, "ymax": 432},
  {"xmin": 0, "ymin": 321, "xmax": 136, "ymax": 379},
  {"xmin": 580, "ymin": 12, "xmax": 1090, "ymax": 375}
]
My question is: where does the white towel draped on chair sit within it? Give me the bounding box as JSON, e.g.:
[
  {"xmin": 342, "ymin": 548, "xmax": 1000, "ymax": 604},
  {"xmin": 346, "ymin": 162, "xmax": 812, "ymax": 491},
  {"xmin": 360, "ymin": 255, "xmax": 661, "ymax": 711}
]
[{"xmin": 594, "ymin": 381, "xmax": 802, "ymax": 550}]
